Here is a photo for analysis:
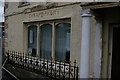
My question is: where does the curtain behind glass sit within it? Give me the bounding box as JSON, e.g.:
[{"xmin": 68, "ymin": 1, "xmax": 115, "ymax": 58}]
[
  {"xmin": 40, "ymin": 24, "xmax": 52, "ymax": 60},
  {"xmin": 55, "ymin": 23, "xmax": 71, "ymax": 62},
  {"xmin": 28, "ymin": 25, "xmax": 37, "ymax": 57}
]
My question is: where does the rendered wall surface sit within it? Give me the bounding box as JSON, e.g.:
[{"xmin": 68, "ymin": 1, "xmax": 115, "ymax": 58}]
[{"xmin": 5, "ymin": 2, "xmax": 97, "ymax": 77}]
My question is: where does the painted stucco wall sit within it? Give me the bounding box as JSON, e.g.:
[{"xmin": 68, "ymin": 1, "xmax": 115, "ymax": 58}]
[
  {"xmin": 5, "ymin": 2, "xmax": 83, "ymax": 65},
  {"xmin": 5, "ymin": 2, "xmax": 97, "ymax": 78}
]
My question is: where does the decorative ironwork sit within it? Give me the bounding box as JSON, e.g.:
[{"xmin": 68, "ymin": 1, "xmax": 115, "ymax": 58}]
[{"xmin": 7, "ymin": 51, "xmax": 79, "ymax": 80}]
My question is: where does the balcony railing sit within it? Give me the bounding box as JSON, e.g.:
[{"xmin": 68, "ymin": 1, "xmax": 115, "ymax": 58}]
[{"xmin": 6, "ymin": 51, "xmax": 79, "ymax": 80}]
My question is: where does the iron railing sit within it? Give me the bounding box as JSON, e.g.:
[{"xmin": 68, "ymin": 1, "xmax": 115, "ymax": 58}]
[{"xmin": 6, "ymin": 51, "xmax": 79, "ymax": 80}]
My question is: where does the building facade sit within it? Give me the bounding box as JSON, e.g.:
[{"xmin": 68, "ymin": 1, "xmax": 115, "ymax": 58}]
[
  {"xmin": 4, "ymin": 2, "xmax": 85, "ymax": 64},
  {"xmin": 4, "ymin": 2, "xmax": 85, "ymax": 78},
  {"xmin": 4, "ymin": 2, "xmax": 120, "ymax": 78}
]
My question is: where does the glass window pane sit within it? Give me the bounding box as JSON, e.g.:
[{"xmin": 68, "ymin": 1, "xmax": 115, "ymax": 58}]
[
  {"xmin": 29, "ymin": 30, "xmax": 33, "ymax": 44},
  {"xmin": 40, "ymin": 24, "xmax": 52, "ymax": 60},
  {"xmin": 55, "ymin": 23, "xmax": 71, "ymax": 62},
  {"xmin": 28, "ymin": 25, "xmax": 37, "ymax": 57}
]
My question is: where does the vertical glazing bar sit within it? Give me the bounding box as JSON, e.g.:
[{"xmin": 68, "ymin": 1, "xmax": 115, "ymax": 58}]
[
  {"xmin": 76, "ymin": 66, "xmax": 79, "ymax": 80},
  {"xmin": 23, "ymin": 52, "xmax": 24, "ymax": 69},
  {"xmin": 51, "ymin": 57, "xmax": 52, "ymax": 77},
  {"xmin": 28, "ymin": 53, "xmax": 30, "ymax": 70},
  {"xmin": 13, "ymin": 51, "xmax": 15, "ymax": 63},
  {"xmin": 43, "ymin": 54, "xmax": 45, "ymax": 75},
  {"xmin": 74, "ymin": 60, "xmax": 76, "ymax": 80},
  {"xmin": 12, "ymin": 51, "xmax": 13, "ymax": 61},
  {"xmin": 55, "ymin": 60, "xmax": 56, "ymax": 79},
  {"xmin": 11, "ymin": 51, "xmax": 13, "ymax": 62},
  {"xmin": 50, "ymin": 58, "xmax": 52, "ymax": 77},
  {"xmin": 69, "ymin": 62, "xmax": 71, "ymax": 79},
  {"xmin": 64, "ymin": 61, "xmax": 65, "ymax": 79},
  {"xmin": 14, "ymin": 51, "xmax": 16, "ymax": 65},
  {"xmin": 17, "ymin": 52, "xmax": 18, "ymax": 65},
  {"xmin": 8, "ymin": 50, "xmax": 9, "ymax": 61},
  {"xmin": 39, "ymin": 24, "xmax": 41, "ymax": 58},
  {"xmin": 31, "ymin": 56, "xmax": 32, "ymax": 71},
  {"xmin": 21, "ymin": 52, "xmax": 23, "ymax": 68},
  {"xmin": 40, "ymin": 59, "xmax": 41, "ymax": 73},
  {"xmin": 47, "ymin": 59, "xmax": 48, "ymax": 76},
  {"xmin": 33, "ymin": 57, "xmax": 35, "ymax": 71},
  {"xmin": 59, "ymin": 61, "xmax": 61, "ymax": 79},
  {"xmin": 12, "ymin": 51, "xmax": 15, "ymax": 63}
]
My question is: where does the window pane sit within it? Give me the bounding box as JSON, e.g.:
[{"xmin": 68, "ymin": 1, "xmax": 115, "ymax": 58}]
[
  {"xmin": 40, "ymin": 24, "xmax": 52, "ymax": 60},
  {"xmin": 29, "ymin": 30, "xmax": 33, "ymax": 44},
  {"xmin": 28, "ymin": 25, "xmax": 37, "ymax": 57},
  {"xmin": 55, "ymin": 23, "xmax": 71, "ymax": 62}
]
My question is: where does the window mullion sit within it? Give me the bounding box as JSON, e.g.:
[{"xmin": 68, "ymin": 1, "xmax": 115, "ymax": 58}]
[
  {"xmin": 39, "ymin": 23, "xmax": 42, "ymax": 58},
  {"xmin": 37, "ymin": 24, "xmax": 40, "ymax": 58},
  {"xmin": 52, "ymin": 22, "xmax": 55, "ymax": 61}
]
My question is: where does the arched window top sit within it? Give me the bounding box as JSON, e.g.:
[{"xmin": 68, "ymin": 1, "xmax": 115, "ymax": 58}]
[
  {"xmin": 55, "ymin": 22, "xmax": 71, "ymax": 26},
  {"xmin": 56, "ymin": 23, "xmax": 71, "ymax": 27},
  {"xmin": 40, "ymin": 24, "xmax": 52, "ymax": 27},
  {"xmin": 28, "ymin": 25, "xmax": 37, "ymax": 28},
  {"xmin": 55, "ymin": 23, "xmax": 71, "ymax": 33}
]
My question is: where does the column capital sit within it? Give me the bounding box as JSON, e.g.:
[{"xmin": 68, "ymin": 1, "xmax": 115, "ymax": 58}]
[{"xmin": 80, "ymin": 9, "xmax": 92, "ymax": 17}]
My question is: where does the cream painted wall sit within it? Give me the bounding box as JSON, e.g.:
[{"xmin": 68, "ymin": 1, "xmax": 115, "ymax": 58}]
[
  {"xmin": 6, "ymin": 14, "xmax": 24, "ymax": 52},
  {"xmin": 70, "ymin": 4, "xmax": 81, "ymax": 66},
  {"xmin": 5, "ymin": 3, "xmax": 83, "ymax": 64},
  {"xmin": 5, "ymin": 2, "xmax": 98, "ymax": 78}
]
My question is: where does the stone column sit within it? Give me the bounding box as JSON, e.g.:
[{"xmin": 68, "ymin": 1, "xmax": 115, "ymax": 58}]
[
  {"xmin": 94, "ymin": 16, "xmax": 102, "ymax": 78},
  {"xmin": 80, "ymin": 9, "xmax": 92, "ymax": 78}
]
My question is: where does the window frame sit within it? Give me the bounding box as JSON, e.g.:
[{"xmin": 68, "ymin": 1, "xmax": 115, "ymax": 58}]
[
  {"xmin": 54, "ymin": 22, "xmax": 71, "ymax": 63},
  {"xmin": 26, "ymin": 19, "xmax": 71, "ymax": 62},
  {"xmin": 39, "ymin": 23, "xmax": 53, "ymax": 60},
  {"xmin": 28, "ymin": 25, "xmax": 37, "ymax": 57}
]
